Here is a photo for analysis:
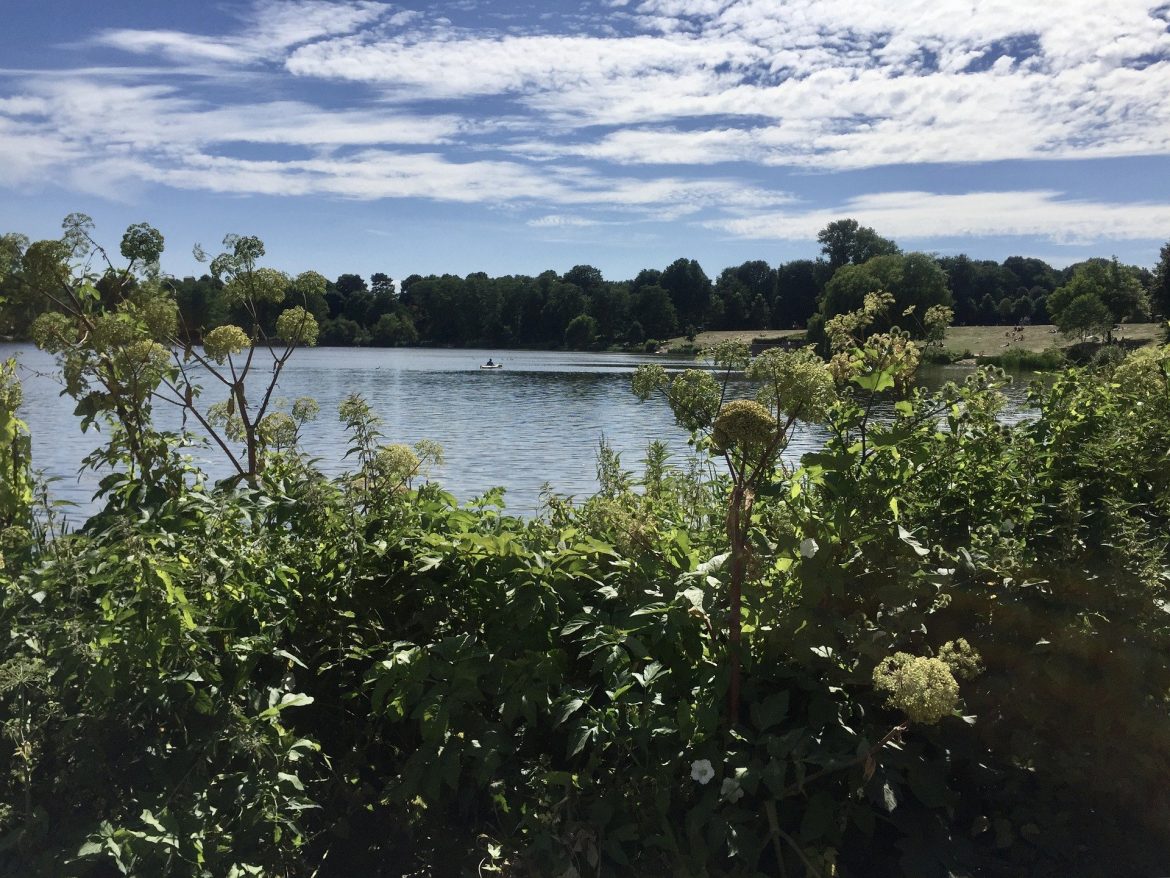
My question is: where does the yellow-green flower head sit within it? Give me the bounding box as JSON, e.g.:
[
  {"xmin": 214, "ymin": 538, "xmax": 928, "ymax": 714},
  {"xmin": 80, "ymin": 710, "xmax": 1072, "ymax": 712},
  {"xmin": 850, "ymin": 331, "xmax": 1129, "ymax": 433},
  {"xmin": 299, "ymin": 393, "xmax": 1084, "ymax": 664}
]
[
  {"xmin": 203, "ymin": 325, "xmax": 250, "ymax": 363},
  {"xmin": 747, "ymin": 347, "xmax": 837, "ymax": 423},
  {"xmin": 223, "ymin": 266, "xmax": 289, "ymax": 306},
  {"xmin": 863, "ymin": 290, "xmax": 895, "ymax": 318},
  {"xmin": 122, "ymin": 338, "xmax": 169, "ymax": 365},
  {"xmin": 125, "ymin": 294, "xmax": 179, "ymax": 340},
  {"xmin": 668, "ymin": 369, "xmax": 720, "ymax": 431},
  {"xmin": 827, "ymin": 351, "xmax": 856, "ymax": 385},
  {"xmin": 258, "ymin": 411, "xmax": 298, "ymax": 449},
  {"xmin": 207, "ymin": 400, "xmax": 245, "ymax": 442},
  {"xmin": 91, "ymin": 313, "xmax": 139, "ymax": 351},
  {"xmin": 631, "ymin": 364, "xmax": 668, "ymax": 401},
  {"xmin": 0, "ymin": 525, "xmax": 31, "ymax": 553},
  {"xmin": 825, "ymin": 310, "xmax": 868, "ymax": 352},
  {"xmin": 374, "ymin": 443, "xmax": 420, "ymax": 481},
  {"xmin": 31, "ymin": 312, "xmax": 79, "ymax": 354},
  {"xmin": 860, "ymin": 329, "xmax": 921, "ymax": 395},
  {"xmin": 873, "ymin": 653, "xmax": 960, "ymax": 724},
  {"xmin": 704, "ymin": 339, "xmax": 751, "ymax": 371},
  {"xmin": 115, "ymin": 340, "xmax": 170, "ymax": 395},
  {"xmin": 712, "ymin": 398, "xmax": 776, "ymax": 451},
  {"xmin": 292, "ymin": 270, "xmax": 328, "ymax": 299},
  {"xmin": 291, "ymin": 397, "xmax": 319, "ymax": 424},
  {"xmin": 275, "ymin": 306, "xmax": 320, "ymax": 346},
  {"xmin": 938, "ymin": 638, "xmax": 983, "ymax": 681},
  {"xmin": 924, "ymin": 304, "xmax": 954, "ymax": 334}
]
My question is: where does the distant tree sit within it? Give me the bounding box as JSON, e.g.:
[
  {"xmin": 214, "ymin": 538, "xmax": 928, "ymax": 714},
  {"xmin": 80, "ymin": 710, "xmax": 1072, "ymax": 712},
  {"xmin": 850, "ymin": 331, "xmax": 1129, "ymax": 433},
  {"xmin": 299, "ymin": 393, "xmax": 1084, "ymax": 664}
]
[
  {"xmin": 335, "ymin": 273, "xmax": 368, "ymax": 297},
  {"xmin": 170, "ymin": 274, "xmax": 225, "ymax": 338},
  {"xmin": 660, "ymin": 258, "xmax": 711, "ymax": 326},
  {"xmin": 1152, "ymin": 240, "xmax": 1170, "ymax": 318},
  {"xmin": 563, "ymin": 264, "xmax": 604, "ymax": 294},
  {"xmin": 399, "ymin": 273, "xmax": 423, "ymax": 303},
  {"xmin": 1054, "ymin": 293, "xmax": 1113, "ymax": 341},
  {"xmin": 818, "ymin": 252, "xmax": 950, "ymax": 338},
  {"xmin": 1002, "ymin": 255, "xmax": 1060, "ymax": 292},
  {"xmin": 541, "ymin": 281, "xmax": 586, "ymax": 343},
  {"xmin": 370, "ymin": 272, "xmax": 395, "ymax": 298},
  {"xmin": 629, "ymin": 268, "xmax": 662, "ymax": 294},
  {"xmin": 1048, "ymin": 258, "xmax": 1146, "ymax": 341},
  {"xmin": 816, "ymin": 218, "xmax": 900, "ymax": 271},
  {"xmin": 729, "ymin": 259, "xmax": 776, "ymax": 303},
  {"xmin": 748, "ymin": 293, "xmax": 770, "ymax": 329},
  {"xmin": 0, "ymin": 233, "xmax": 27, "ymax": 284},
  {"xmin": 343, "ymin": 290, "xmax": 375, "ymax": 324},
  {"xmin": 371, "ymin": 312, "xmax": 418, "ymax": 346},
  {"xmin": 773, "ymin": 259, "xmax": 829, "ymax": 327},
  {"xmin": 564, "ymin": 313, "xmax": 599, "ymax": 349},
  {"xmin": 587, "ymin": 283, "xmax": 630, "ymax": 343},
  {"xmin": 632, "ymin": 284, "xmax": 678, "ymax": 340},
  {"xmin": 974, "ymin": 293, "xmax": 995, "ymax": 322}
]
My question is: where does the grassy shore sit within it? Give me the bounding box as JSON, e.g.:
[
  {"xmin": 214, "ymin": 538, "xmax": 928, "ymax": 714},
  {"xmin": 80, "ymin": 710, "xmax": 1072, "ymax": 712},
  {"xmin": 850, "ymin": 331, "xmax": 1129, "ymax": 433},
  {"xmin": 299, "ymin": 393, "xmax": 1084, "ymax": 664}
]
[
  {"xmin": 942, "ymin": 322, "xmax": 1162, "ymax": 357},
  {"xmin": 662, "ymin": 323, "xmax": 1163, "ymax": 359}
]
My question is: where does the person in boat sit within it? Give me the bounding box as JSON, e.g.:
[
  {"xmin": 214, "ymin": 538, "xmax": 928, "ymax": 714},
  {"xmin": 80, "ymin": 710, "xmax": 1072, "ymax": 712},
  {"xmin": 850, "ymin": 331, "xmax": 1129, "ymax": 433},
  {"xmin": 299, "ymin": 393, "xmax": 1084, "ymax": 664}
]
[{"xmin": 486, "ymin": 358, "xmax": 494, "ymax": 366}]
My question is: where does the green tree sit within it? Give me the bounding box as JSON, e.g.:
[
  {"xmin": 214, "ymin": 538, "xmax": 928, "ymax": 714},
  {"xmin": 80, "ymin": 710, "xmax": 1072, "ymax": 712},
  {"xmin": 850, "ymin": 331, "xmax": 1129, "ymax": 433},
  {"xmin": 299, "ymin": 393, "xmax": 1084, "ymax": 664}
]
[
  {"xmin": 817, "ymin": 218, "xmax": 900, "ymax": 271},
  {"xmin": 818, "ymin": 252, "xmax": 951, "ymax": 338},
  {"xmin": 1053, "ymin": 292, "xmax": 1113, "ymax": 341},
  {"xmin": 1048, "ymin": 258, "xmax": 1146, "ymax": 341},
  {"xmin": 660, "ymin": 258, "xmax": 711, "ymax": 327},
  {"xmin": 371, "ymin": 312, "xmax": 418, "ymax": 346},
  {"xmin": 632, "ymin": 284, "xmax": 678, "ymax": 340},
  {"xmin": 1151, "ymin": 240, "xmax": 1170, "ymax": 319},
  {"xmin": 773, "ymin": 259, "xmax": 829, "ymax": 328},
  {"xmin": 563, "ymin": 313, "xmax": 598, "ymax": 349}
]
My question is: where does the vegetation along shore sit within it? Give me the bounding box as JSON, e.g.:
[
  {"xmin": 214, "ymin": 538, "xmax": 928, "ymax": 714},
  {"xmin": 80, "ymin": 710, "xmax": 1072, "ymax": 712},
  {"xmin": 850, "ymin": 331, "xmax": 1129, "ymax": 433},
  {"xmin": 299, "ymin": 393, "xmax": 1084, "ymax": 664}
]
[{"xmin": 1, "ymin": 215, "xmax": 1169, "ymax": 876}]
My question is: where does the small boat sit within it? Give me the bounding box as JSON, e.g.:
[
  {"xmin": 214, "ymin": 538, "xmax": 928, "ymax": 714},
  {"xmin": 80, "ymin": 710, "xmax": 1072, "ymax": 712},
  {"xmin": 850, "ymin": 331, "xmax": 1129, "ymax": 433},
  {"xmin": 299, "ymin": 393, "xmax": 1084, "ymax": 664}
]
[{"xmin": 479, "ymin": 362, "xmax": 503, "ymax": 369}]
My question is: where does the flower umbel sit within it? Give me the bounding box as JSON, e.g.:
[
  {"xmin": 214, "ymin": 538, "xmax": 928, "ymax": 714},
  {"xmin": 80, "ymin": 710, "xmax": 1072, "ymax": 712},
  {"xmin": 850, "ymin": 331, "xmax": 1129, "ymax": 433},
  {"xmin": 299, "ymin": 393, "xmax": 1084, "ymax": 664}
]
[{"xmin": 873, "ymin": 653, "xmax": 960, "ymax": 724}]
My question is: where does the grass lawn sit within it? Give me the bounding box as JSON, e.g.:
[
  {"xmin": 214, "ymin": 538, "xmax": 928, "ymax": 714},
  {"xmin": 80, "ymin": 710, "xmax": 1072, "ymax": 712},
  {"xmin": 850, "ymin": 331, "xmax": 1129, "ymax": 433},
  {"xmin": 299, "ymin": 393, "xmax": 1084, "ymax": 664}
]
[
  {"xmin": 943, "ymin": 323, "xmax": 1163, "ymax": 357},
  {"xmin": 662, "ymin": 328, "xmax": 805, "ymax": 348}
]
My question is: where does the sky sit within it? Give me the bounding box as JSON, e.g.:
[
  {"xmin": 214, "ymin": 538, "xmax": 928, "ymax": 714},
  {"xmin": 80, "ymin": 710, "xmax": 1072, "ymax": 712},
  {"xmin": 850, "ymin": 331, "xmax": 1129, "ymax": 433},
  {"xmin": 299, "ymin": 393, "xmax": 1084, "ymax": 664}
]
[{"xmin": 1, "ymin": 0, "xmax": 1169, "ymax": 284}]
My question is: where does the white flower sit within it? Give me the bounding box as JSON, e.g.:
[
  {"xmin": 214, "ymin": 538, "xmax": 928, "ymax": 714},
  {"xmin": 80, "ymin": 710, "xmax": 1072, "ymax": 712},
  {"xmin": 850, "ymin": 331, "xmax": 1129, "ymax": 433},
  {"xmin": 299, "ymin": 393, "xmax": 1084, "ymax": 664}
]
[
  {"xmin": 800, "ymin": 538, "xmax": 819, "ymax": 559},
  {"xmin": 720, "ymin": 777, "xmax": 744, "ymax": 802},
  {"xmin": 690, "ymin": 759, "xmax": 715, "ymax": 785}
]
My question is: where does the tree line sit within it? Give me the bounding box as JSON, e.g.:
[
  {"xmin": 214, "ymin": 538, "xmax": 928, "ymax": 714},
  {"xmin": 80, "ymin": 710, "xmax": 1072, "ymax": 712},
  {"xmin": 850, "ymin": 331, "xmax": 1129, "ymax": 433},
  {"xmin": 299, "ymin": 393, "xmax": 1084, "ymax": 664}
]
[{"xmin": 2, "ymin": 218, "xmax": 1167, "ymax": 349}]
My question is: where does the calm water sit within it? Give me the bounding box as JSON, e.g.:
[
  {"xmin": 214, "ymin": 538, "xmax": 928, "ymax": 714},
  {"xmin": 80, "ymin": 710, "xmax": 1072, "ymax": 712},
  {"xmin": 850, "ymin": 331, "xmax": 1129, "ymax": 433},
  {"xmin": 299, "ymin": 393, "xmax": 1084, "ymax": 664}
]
[{"xmin": 0, "ymin": 344, "xmax": 1033, "ymax": 518}]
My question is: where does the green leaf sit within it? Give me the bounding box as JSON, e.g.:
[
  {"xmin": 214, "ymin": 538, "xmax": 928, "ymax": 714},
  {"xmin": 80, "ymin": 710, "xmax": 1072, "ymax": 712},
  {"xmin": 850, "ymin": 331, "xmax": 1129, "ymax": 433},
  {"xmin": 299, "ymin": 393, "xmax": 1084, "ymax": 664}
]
[
  {"xmin": 260, "ymin": 692, "xmax": 315, "ymax": 718},
  {"xmin": 751, "ymin": 691, "xmax": 789, "ymax": 731},
  {"xmin": 566, "ymin": 724, "xmax": 595, "ymax": 758},
  {"xmin": 278, "ymin": 771, "xmax": 305, "ymax": 791},
  {"xmin": 554, "ymin": 697, "xmax": 586, "ymax": 727}
]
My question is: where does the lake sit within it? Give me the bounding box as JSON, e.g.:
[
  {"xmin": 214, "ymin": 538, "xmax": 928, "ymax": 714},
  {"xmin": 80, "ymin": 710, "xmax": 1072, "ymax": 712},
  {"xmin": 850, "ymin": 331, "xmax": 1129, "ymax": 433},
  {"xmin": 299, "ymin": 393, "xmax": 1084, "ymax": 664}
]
[{"xmin": 0, "ymin": 344, "xmax": 1034, "ymax": 519}]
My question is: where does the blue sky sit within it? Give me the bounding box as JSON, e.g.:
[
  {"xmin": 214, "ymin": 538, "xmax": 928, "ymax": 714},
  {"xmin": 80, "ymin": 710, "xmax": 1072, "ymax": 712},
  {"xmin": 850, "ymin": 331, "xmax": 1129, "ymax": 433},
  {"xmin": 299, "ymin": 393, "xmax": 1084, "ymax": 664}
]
[{"xmin": 2, "ymin": 0, "xmax": 1169, "ymax": 284}]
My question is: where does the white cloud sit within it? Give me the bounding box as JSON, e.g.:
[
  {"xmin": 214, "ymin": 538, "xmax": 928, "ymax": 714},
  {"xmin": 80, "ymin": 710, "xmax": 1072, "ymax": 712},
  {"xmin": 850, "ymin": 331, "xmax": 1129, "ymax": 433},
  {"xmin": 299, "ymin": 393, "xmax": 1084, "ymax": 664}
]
[
  {"xmin": 278, "ymin": 0, "xmax": 1170, "ymax": 169},
  {"xmin": 528, "ymin": 215, "xmax": 603, "ymax": 227},
  {"xmin": 706, "ymin": 190, "xmax": 1170, "ymax": 244},
  {"xmin": 93, "ymin": 0, "xmax": 388, "ymax": 65},
  {"xmin": 2, "ymin": 0, "xmax": 1169, "ymax": 251}
]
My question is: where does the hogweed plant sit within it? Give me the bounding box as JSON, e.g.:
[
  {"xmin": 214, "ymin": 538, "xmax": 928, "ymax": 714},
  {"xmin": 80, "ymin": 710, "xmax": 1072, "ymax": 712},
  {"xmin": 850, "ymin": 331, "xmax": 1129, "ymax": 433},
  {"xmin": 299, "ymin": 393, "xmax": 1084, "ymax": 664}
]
[
  {"xmin": 634, "ymin": 340, "xmax": 836, "ymax": 725},
  {"xmin": 25, "ymin": 215, "xmax": 324, "ymax": 485}
]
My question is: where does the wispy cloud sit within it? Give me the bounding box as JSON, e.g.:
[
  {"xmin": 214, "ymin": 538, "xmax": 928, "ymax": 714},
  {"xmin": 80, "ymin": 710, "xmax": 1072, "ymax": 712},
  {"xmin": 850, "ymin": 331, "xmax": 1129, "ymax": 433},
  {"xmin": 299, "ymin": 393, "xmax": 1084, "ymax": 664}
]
[
  {"xmin": 92, "ymin": 0, "xmax": 388, "ymax": 65},
  {"xmin": 1, "ymin": 0, "xmax": 1168, "ymax": 252},
  {"xmin": 706, "ymin": 190, "xmax": 1170, "ymax": 244}
]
